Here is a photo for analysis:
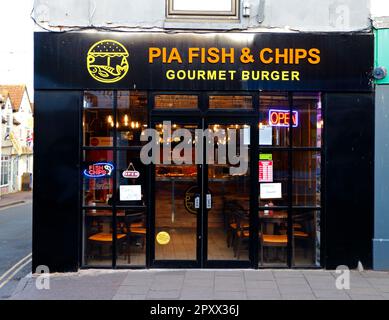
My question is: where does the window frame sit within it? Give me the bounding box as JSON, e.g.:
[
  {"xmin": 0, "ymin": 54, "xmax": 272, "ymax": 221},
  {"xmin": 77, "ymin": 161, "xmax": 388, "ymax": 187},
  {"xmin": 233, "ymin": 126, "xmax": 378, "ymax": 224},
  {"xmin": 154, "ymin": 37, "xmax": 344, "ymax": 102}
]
[
  {"xmin": 81, "ymin": 90, "xmax": 149, "ymax": 269},
  {"xmin": 166, "ymin": 0, "xmax": 240, "ymax": 20},
  {"xmin": 258, "ymin": 92, "xmax": 323, "ymax": 268},
  {"xmin": 1, "ymin": 156, "xmax": 10, "ymax": 187}
]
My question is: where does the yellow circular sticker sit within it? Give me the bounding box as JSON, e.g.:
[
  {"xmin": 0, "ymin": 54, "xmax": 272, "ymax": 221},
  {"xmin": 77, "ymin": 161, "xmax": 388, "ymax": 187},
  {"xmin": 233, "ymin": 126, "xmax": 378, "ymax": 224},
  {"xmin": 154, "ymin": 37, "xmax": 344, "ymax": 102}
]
[
  {"xmin": 156, "ymin": 232, "xmax": 171, "ymax": 245},
  {"xmin": 87, "ymin": 39, "xmax": 129, "ymax": 83}
]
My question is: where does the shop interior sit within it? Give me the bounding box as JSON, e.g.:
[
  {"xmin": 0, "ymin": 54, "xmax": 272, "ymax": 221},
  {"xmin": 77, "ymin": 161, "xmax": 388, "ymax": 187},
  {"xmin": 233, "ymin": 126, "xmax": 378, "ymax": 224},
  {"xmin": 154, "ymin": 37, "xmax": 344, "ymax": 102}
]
[{"xmin": 81, "ymin": 91, "xmax": 322, "ymax": 268}]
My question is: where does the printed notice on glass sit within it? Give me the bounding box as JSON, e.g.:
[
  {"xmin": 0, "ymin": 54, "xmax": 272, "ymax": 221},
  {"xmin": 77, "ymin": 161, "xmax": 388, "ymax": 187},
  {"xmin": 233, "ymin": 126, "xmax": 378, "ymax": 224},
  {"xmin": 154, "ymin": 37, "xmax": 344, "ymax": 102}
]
[
  {"xmin": 260, "ymin": 183, "xmax": 282, "ymax": 199},
  {"xmin": 259, "ymin": 125, "xmax": 272, "ymax": 145},
  {"xmin": 259, "ymin": 161, "xmax": 273, "ymax": 183},
  {"xmin": 120, "ymin": 185, "xmax": 142, "ymax": 201},
  {"xmin": 243, "ymin": 126, "xmax": 251, "ymax": 145}
]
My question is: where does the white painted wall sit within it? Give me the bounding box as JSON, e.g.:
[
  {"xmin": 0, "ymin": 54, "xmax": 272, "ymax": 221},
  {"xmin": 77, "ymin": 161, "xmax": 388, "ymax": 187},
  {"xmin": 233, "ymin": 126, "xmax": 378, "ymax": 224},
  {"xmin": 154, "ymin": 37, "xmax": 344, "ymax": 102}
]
[{"xmin": 33, "ymin": 0, "xmax": 371, "ymax": 32}]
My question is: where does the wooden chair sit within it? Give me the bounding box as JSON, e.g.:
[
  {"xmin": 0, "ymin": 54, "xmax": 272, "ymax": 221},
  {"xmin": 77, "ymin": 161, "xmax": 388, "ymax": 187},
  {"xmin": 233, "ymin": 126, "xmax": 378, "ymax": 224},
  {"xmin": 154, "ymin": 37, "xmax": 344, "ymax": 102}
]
[
  {"xmin": 260, "ymin": 234, "xmax": 288, "ymax": 264},
  {"xmin": 292, "ymin": 216, "xmax": 311, "ymax": 258},
  {"xmin": 232, "ymin": 211, "xmax": 250, "ymax": 259},
  {"xmin": 87, "ymin": 232, "xmax": 128, "ymax": 263},
  {"xmin": 123, "ymin": 211, "xmax": 147, "ymax": 261},
  {"xmin": 225, "ymin": 201, "xmax": 247, "ymax": 248}
]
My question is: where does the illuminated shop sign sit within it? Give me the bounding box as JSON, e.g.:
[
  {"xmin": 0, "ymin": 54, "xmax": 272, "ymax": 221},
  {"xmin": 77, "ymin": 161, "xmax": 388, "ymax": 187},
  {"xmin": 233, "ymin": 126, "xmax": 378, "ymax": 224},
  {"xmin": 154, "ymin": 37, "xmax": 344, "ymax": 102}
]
[
  {"xmin": 35, "ymin": 33, "xmax": 373, "ymax": 92},
  {"xmin": 269, "ymin": 109, "xmax": 299, "ymax": 128},
  {"xmin": 83, "ymin": 163, "xmax": 114, "ymax": 178}
]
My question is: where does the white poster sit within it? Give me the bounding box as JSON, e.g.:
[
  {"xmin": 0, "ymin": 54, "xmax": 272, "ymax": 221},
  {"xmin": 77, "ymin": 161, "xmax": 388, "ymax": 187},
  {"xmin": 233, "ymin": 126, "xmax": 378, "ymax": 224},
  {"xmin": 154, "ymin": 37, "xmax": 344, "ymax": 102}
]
[
  {"xmin": 260, "ymin": 183, "xmax": 282, "ymax": 199},
  {"xmin": 243, "ymin": 126, "xmax": 250, "ymax": 145},
  {"xmin": 120, "ymin": 185, "xmax": 142, "ymax": 201},
  {"xmin": 259, "ymin": 125, "xmax": 273, "ymax": 145}
]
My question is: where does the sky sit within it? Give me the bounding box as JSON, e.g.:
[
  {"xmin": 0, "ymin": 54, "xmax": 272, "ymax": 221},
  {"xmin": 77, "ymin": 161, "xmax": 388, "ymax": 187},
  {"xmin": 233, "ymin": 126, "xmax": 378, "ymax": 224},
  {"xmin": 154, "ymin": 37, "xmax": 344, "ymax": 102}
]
[
  {"xmin": 0, "ymin": 0, "xmax": 34, "ymax": 101},
  {"xmin": 371, "ymin": 0, "xmax": 389, "ymax": 17}
]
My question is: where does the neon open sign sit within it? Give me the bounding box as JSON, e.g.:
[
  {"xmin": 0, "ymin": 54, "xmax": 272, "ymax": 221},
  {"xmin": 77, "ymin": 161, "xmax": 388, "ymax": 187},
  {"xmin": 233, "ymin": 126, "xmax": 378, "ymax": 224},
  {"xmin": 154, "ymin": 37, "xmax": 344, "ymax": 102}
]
[
  {"xmin": 83, "ymin": 163, "xmax": 114, "ymax": 178},
  {"xmin": 269, "ymin": 109, "xmax": 299, "ymax": 128}
]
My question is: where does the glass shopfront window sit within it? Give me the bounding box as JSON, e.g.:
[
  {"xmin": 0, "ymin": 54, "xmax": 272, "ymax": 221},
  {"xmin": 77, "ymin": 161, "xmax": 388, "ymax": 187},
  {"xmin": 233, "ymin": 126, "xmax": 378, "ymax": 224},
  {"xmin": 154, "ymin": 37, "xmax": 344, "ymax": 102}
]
[
  {"xmin": 117, "ymin": 91, "xmax": 148, "ymax": 147},
  {"xmin": 259, "ymin": 92, "xmax": 289, "ymax": 147},
  {"xmin": 259, "ymin": 209, "xmax": 288, "ymax": 267},
  {"xmin": 83, "ymin": 210, "xmax": 113, "ymax": 267},
  {"xmin": 116, "ymin": 150, "xmax": 147, "ymax": 266},
  {"xmin": 83, "ymin": 91, "xmax": 114, "ymax": 147},
  {"xmin": 82, "ymin": 91, "xmax": 148, "ymax": 268},
  {"xmin": 292, "ymin": 210, "xmax": 321, "ymax": 267},
  {"xmin": 292, "ymin": 151, "xmax": 321, "ymax": 207},
  {"xmin": 258, "ymin": 92, "xmax": 322, "ymax": 267},
  {"xmin": 209, "ymin": 95, "xmax": 253, "ymax": 109},
  {"xmin": 292, "ymin": 93, "xmax": 322, "ymax": 147},
  {"xmin": 154, "ymin": 95, "xmax": 199, "ymax": 109},
  {"xmin": 81, "ymin": 90, "xmax": 321, "ymax": 269},
  {"xmin": 259, "ymin": 151, "xmax": 288, "ymax": 207},
  {"xmin": 82, "ymin": 150, "xmax": 114, "ymax": 207}
]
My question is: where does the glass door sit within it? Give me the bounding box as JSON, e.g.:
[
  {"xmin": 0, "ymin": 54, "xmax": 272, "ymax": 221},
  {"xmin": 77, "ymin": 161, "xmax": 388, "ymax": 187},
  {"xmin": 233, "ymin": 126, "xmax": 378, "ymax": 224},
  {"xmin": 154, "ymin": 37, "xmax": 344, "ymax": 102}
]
[
  {"xmin": 151, "ymin": 118, "xmax": 255, "ymax": 268},
  {"xmin": 152, "ymin": 120, "xmax": 202, "ymax": 267},
  {"xmin": 204, "ymin": 119, "xmax": 254, "ymax": 267}
]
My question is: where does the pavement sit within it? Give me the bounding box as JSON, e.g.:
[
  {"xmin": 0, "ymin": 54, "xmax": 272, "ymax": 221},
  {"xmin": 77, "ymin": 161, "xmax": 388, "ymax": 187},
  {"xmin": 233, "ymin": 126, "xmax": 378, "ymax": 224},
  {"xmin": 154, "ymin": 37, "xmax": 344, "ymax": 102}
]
[
  {"xmin": 0, "ymin": 191, "xmax": 32, "ymax": 208},
  {"xmin": 2, "ymin": 192, "xmax": 389, "ymax": 301},
  {"xmin": 9, "ymin": 269, "xmax": 389, "ymax": 300}
]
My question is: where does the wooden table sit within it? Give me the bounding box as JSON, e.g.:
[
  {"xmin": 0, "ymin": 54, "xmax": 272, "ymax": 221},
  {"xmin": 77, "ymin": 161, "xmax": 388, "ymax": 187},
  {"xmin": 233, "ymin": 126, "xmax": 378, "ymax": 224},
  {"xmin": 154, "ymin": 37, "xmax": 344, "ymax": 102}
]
[
  {"xmin": 85, "ymin": 210, "xmax": 126, "ymax": 217},
  {"xmin": 259, "ymin": 211, "xmax": 287, "ymax": 235}
]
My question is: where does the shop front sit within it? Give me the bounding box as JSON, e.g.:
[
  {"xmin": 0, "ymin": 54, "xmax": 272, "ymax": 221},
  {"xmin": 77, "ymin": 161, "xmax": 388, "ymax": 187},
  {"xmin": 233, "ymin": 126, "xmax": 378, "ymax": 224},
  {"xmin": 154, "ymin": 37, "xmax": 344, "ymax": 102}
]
[{"xmin": 33, "ymin": 32, "xmax": 374, "ymax": 272}]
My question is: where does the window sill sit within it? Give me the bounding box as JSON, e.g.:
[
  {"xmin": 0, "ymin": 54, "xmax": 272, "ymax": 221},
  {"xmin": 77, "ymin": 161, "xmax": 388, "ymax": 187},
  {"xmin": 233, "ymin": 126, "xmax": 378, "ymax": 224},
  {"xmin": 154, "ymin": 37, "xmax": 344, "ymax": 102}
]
[{"xmin": 164, "ymin": 19, "xmax": 243, "ymax": 30}]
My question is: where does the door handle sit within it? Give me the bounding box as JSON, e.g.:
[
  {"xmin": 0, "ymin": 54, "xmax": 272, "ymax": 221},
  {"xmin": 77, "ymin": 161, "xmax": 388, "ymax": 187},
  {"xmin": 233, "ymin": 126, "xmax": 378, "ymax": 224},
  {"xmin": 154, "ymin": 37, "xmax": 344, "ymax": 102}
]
[
  {"xmin": 206, "ymin": 194, "xmax": 212, "ymax": 209},
  {"xmin": 194, "ymin": 194, "xmax": 200, "ymax": 209}
]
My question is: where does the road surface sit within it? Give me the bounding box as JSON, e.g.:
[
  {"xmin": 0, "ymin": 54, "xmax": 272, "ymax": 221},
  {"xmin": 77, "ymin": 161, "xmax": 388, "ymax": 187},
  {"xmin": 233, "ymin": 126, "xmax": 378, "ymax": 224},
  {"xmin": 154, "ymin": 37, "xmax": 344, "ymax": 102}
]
[{"xmin": 0, "ymin": 203, "xmax": 32, "ymax": 299}]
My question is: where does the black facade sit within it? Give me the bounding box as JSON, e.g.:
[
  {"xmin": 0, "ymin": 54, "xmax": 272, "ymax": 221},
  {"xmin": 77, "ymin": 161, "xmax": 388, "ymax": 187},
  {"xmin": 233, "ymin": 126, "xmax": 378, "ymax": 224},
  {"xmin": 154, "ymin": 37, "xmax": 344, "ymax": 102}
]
[{"xmin": 33, "ymin": 32, "xmax": 374, "ymax": 272}]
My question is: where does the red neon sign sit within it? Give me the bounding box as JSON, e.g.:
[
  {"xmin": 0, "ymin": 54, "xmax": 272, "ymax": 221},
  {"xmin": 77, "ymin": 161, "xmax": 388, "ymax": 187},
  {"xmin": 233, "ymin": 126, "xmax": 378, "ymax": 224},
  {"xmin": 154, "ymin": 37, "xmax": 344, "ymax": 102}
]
[{"xmin": 269, "ymin": 109, "xmax": 299, "ymax": 128}]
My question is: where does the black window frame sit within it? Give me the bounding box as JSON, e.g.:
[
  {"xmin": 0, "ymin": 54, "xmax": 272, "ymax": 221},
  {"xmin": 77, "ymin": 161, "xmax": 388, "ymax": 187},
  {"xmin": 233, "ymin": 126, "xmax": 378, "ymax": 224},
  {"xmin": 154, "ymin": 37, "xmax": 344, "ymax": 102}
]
[
  {"xmin": 80, "ymin": 90, "xmax": 323, "ymax": 270},
  {"xmin": 81, "ymin": 90, "xmax": 149, "ymax": 269},
  {"xmin": 258, "ymin": 91, "xmax": 323, "ymax": 268}
]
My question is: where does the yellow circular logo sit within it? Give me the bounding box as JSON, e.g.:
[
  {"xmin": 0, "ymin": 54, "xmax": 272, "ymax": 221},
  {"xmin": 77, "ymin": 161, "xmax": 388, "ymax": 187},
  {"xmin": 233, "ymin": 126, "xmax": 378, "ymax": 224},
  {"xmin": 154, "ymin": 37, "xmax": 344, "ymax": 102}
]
[
  {"xmin": 87, "ymin": 40, "xmax": 129, "ymax": 83},
  {"xmin": 156, "ymin": 232, "xmax": 171, "ymax": 245}
]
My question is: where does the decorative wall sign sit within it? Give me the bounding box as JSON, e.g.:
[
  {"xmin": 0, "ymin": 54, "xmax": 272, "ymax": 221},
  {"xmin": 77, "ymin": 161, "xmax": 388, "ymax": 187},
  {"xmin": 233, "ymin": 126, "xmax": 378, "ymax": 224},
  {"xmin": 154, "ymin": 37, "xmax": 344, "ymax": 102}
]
[
  {"xmin": 83, "ymin": 163, "xmax": 114, "ymax": 178},
  {"xmin": 184, "ymin": 186, "xmax": 212, "ymax": 214},
  {"xmin": 87, "ymin": 40, "xmax": 129, "ymax": 84},
  {"xmin": 122, "ymin": 162, "xmax": 140, "ymax": 179},
  {"xmin": 156, "ymin": 231, "xmax": 171, "ymax": 245},
  {"xmin": 184, "ymin": 186, "xmax": 200, "ymax": 214}
]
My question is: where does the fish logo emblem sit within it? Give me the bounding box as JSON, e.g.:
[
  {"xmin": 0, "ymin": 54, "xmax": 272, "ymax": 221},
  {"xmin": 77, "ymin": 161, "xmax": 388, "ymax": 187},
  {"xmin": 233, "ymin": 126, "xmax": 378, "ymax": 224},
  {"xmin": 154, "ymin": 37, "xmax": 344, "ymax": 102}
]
[{"xmin": 87, "ymin": 40, "xmax": 129, "ymax": 83}]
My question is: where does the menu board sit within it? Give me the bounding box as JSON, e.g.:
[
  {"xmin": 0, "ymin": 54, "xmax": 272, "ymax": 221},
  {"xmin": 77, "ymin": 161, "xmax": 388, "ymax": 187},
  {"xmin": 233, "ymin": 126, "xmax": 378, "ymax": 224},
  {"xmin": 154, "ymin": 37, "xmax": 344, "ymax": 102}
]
[{"xmin": 259, "ymin": 160, "xmax": 273, "ymax": 183}]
